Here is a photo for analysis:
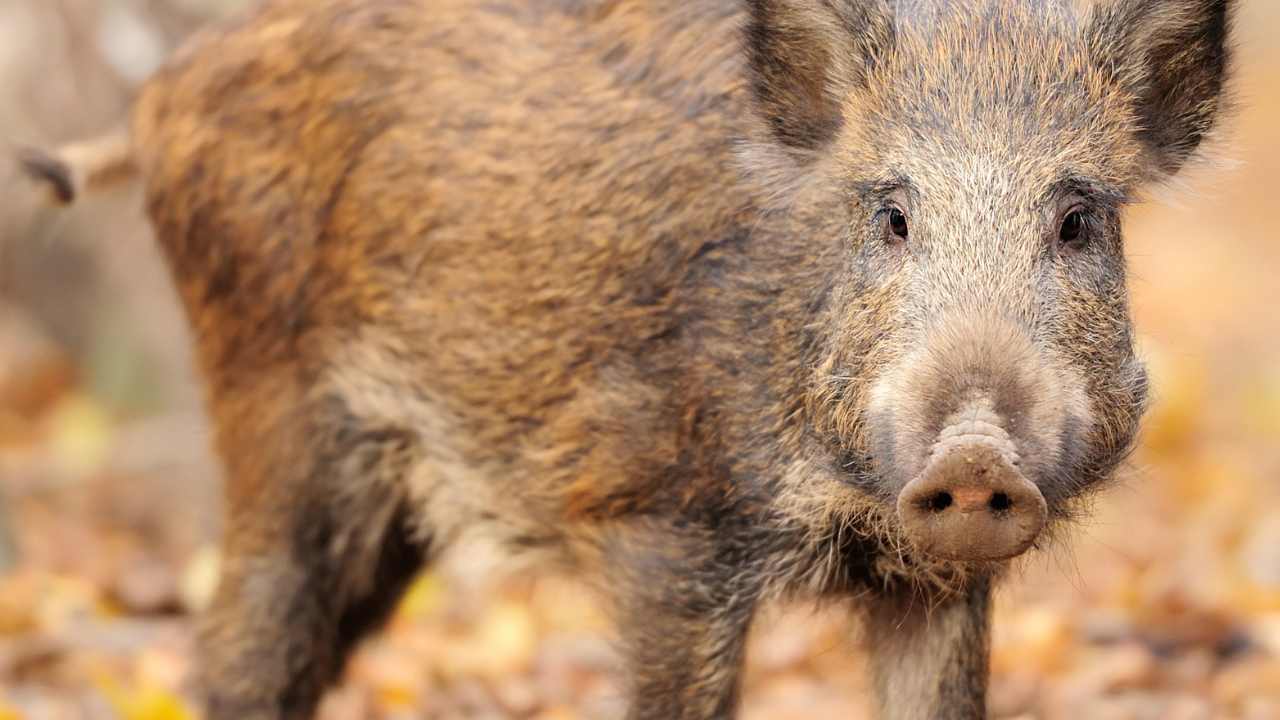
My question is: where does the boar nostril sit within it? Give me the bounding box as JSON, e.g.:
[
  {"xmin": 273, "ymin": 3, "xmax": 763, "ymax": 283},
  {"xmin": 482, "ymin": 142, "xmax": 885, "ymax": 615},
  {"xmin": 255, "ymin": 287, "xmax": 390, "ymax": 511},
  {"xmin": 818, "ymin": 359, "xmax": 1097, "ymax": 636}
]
[
  {"xmin": 927, "ymin": 492, "xmax": 953, "ymax": 512},
  {"xmin": 989, "ymin": 492, "xmax": 1012, "ymax": 512}
]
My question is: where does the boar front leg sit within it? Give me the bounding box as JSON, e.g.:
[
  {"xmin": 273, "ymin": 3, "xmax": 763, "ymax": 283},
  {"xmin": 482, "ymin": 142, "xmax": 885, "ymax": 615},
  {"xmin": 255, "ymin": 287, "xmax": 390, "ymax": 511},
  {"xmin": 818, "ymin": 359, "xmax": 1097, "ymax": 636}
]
[
  {"xmin": 604, "ymin": 522, "xmax": 763, "ymax": 720},
  {"xmin": 197, "ymin": 391, "xmax": 430, "ymax": 720},
  {"xmin": 864, "ymin": 577, "xmax": 992, "ymax": 720}
]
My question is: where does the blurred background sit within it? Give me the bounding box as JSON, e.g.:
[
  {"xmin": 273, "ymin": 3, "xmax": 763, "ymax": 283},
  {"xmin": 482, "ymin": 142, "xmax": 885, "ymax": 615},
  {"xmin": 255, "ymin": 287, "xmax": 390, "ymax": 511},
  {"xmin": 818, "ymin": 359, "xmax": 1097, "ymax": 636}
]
[{"xmin": 0, "ymin": 1, "xmax": 1277, "ymax": 718}]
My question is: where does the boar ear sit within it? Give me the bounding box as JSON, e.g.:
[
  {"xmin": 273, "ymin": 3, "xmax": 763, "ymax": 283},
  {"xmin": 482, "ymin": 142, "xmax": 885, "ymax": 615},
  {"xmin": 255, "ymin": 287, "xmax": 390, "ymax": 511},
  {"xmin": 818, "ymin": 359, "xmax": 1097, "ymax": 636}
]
[
  {"xmin": 1089, "ymin": 0, "xmax": 1235, "ymax": 177},
  {"xmin": 745, "ymin": 0, "xmax": 893, "ymax": 152}
]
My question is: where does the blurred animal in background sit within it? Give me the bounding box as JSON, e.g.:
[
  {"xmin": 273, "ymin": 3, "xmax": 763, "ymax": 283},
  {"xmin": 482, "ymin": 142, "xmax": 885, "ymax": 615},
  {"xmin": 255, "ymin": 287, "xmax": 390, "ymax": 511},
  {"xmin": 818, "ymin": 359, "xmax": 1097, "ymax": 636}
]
[{"xmin": 15, "ymin": 0, "xmax": 1236, "ymax": 718}]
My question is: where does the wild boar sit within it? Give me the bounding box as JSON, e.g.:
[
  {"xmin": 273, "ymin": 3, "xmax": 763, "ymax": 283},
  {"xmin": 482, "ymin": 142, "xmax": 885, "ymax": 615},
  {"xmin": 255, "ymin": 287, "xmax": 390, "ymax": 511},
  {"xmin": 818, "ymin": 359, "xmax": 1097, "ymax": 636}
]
[{"xmin": 17, "ymin": 0, "xmax": 1234, "ymax": 717}]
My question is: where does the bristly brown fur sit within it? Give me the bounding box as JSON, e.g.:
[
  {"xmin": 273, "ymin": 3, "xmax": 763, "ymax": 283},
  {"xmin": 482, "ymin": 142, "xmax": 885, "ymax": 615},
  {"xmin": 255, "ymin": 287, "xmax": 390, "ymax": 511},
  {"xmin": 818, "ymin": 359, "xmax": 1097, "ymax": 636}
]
[{"xmin": 17, "ymin": 0, "xmax": 1237, "ymax": 717}]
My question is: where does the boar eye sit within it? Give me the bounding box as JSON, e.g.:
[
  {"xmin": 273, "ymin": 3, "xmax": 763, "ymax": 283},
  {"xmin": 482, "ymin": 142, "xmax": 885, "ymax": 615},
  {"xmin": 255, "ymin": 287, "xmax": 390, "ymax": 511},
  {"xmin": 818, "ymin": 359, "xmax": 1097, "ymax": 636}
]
[
  {"xmin": 1058, "ymin": 210, "xmax": 1085, "ymax": 246},
  {"xmin": 888, "ymin": 207, "xmax": 909, "ymax": 240}
]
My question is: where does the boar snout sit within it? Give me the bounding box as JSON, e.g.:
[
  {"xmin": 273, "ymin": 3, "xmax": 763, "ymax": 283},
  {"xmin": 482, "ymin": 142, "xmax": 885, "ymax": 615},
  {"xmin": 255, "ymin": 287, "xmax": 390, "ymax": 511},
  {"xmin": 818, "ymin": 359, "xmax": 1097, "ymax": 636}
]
[{"xmin": 896, "ymin": 409, "xmax": 1048, "ymax": 561}]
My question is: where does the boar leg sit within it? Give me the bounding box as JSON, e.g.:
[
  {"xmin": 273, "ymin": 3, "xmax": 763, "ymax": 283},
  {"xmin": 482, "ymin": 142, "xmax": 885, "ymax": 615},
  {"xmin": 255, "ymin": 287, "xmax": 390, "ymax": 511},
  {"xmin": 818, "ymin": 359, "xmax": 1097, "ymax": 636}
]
[
  {"xmin": 606, "ymin": 524, "xmax": 761, "ymax": 720},
  {"xmin": 864, "ymin": 577, "xmax": 992, "ymax": 720},
  {"xmin": 197, "ymin": 392, "xmax": 429, "ymax": 720}
]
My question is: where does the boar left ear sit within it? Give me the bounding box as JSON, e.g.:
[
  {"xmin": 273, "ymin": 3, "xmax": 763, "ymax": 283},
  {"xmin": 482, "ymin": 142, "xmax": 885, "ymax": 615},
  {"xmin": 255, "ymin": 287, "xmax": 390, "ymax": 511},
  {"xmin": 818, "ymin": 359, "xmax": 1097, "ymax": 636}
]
[
  {"xmin": 745, "ymin": 0, "xmax": 894, "ymax": 154},
  {"xmin": 1089, "ymin": 0, "xmax": 1236, "ymax": 177}
]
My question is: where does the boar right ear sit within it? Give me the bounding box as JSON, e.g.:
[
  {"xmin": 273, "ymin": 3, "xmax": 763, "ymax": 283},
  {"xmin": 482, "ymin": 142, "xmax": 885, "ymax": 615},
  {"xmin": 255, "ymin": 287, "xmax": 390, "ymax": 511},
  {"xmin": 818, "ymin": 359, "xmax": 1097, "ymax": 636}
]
[
  {"xmin": 1089, "ymin": 0, "xmax": 1235, "ymax": 177},
  {"xmin": 745, "ymin": 0, "xmax": 893, "ymax": 153}
]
